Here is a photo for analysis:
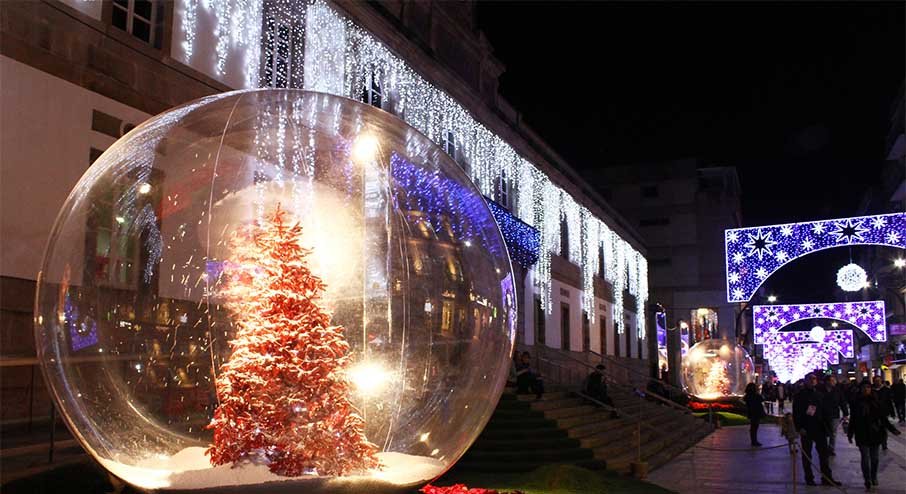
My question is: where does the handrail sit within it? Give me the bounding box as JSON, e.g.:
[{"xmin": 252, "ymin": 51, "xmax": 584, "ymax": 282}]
[
  {"xmin": 531, "ymin": 348, "xmax": 693, "ymax": 414},
  {"xmin": 575, "ymin": 391, "xmax": 685, "ymax": 441}
]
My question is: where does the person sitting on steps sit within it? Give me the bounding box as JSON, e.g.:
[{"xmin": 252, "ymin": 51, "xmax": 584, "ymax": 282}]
[{"xmin": 514, "ymin": 351, "xmax": 544, "ymax": 399}]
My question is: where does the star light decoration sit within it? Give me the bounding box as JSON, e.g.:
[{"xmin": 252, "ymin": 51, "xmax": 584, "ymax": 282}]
[
  {"xmin": 752, "ymin": 301, "xmax": 887, "ymax": 343},
  {"xmin": 178, "ymin": 0, "xmax": 649, "ymax": 334},
  {"xmin": 725, "ymin": 212, "xmax": 906, "ymax": 302}
]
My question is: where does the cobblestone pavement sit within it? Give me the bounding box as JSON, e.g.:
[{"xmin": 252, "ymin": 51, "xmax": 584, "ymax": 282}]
[{"xmin": 648, "ymin": 422, "xmax": 906, "ymax": 494}]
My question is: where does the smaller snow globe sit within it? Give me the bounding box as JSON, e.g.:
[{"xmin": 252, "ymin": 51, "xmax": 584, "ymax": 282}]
[{"xmin": 681, "ymin": 339, "xmax": 753, "ymax": 401}]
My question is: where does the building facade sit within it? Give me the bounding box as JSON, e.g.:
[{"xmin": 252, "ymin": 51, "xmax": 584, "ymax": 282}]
[
  {"xmin": 590, "ymin": 160, "xmax": 743, "ymax": 344},
  {"xmin": 1, "ymin": 0, "xmax": 650, "ymax": 427}
]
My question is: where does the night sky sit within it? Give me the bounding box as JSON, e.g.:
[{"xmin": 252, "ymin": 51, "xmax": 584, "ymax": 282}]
[
  {"xmin": 476, "ymin": 2, "xmax": 904, "ymax": 227},
  {"xmin": 477, "ymin": 2, "xmax": 904, "ymax": 305}
]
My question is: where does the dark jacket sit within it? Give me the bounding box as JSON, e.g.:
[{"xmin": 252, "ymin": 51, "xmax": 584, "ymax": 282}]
[
  {"xmin": 847, "ymin": 394, "xmax": 901, "ymax": 447},
  {"xmin": 892, "ymin": 382, "xmax": 906, "ymax": 403},
  {"xmin": 586, "ymin": 371, "xmax": 607, "ymax": 397},
  {"xmin": 744, "ymin": 391, "xmax": 765, "ymax": 419},
  {"xmin": 876, "ymin": 386, "xmax": 895, "ymax": 416},
  {"xmin": 820, "ymin": 385, "xmax": 847, "ymax": 419},
  {"xmin": 793, "ymin": 387, "xmax": 828, "ymax": 437}
]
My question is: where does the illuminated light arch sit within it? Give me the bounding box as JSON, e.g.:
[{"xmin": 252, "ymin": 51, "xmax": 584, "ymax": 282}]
[
  {"xmin": 753, "ymin": 301, "xmax": 887, "ymax": 343},
  {"xmin": 725, "ymin": 212, "xmax": 906, "ymax": 302},
  {"xmin": 761, "ymin": 329, "xmax": 854, "ymax": 363},
  {"xmin": 770, "ymin": 345, "xmax": 831, "ymax": 383}
]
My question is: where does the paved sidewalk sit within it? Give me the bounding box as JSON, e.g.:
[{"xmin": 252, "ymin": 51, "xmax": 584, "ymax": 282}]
[{"xmin": 648, "ymin": 422, "xmax": 906, "ymax": 494}]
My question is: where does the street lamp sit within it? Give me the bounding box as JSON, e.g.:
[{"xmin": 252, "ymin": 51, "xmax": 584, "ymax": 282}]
[
  {"xmin": 895, "ymin": 258, "xmax": 905, "ymax": 269},
  {"xmin": 767, "ymin": 295, "xmax": 777, "ymax": 303}
]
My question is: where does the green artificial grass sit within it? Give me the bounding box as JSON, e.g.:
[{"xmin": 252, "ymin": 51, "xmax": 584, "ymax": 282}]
[
  {"xmin": 436, "ymin": 464, "xmax": 676, "ymax": 494},
  {"xmin": 692, "ymin": 411, "xmax": 750, "ymax": 426}
]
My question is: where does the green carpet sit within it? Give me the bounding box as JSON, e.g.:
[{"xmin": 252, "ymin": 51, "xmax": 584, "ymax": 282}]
[{"xmin": 692, "ymin": 411, "xmax": 749, "ymax": 426}]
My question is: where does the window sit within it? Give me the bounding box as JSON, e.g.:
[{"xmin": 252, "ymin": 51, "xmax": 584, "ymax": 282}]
[
  {"xmin": 582, "ymin": 312, "xmax": 590, "ymax": 352},
  {"xmin": 534, "ymin": 297, "xmax": 546, "ymax": 345},
  {"xmin": 638, "ymin": 336, "xmax": 643, "ymax": 360},
  {"xmin": 442, "ymin": 131, "xmax": 455, "ymax": 158},
  {"xmin": 641, "ymin": 185, "xmax": 659, "ymax": 198},
  {"xmin": 495, "ymin": 171, "xmax": 511, "ymax": 209},
  {"xmin": 598, "ymin": 246, "xmax": 606, "ymax": 278},
  {"xmin": 613, "ymin": 321, "xmax": 620, "ymax": 357},
  {"xmin": 111, "ymin": 0, "xmax": 164, "ymax": 49},
  {"xmin": 361, "ymin": 71, "xmax": 383, "ymax": 109},
  {"xmin": 639, "ymin": 217, "xmax": 670, "ymax": 227},
  {"xmin": 599, "ymin": 316, "xmax": 607, "ymax": 355},
  {"xmin": 263, "ymin": 18, "xmax": 293, "ymax": 88},
  {"xmin": 625, "ymin": 318, "xmax": 632, "ymax": 358},
  {"xmin": 560, "ymin": 303, "xmax": 570, "ymax": 351}
]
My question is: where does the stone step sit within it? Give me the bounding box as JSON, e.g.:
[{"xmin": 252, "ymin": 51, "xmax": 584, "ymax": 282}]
[
  {"xmin": 592, "ymin": 420, "xmax": 702, "ymax": 459},
  {"xmin": 606, "ymin": 423, "xmax": 712, "ymax": 473},
  {"xmin": 464, "ymin": 445, "xmax": 594, "ymax": 463},
  {"xmin": 455, "ymin": 456, "xmax": 606, "ymax": 473},
  {"xmin": 542, "ymin": 405, "xmax": 599, "ymax": 420},
  {"xmin": 516, "ymin": 391, "xmax": 571, "ymax": 402},
  {"xmin": 471, "ymin": 435, "xmax": 581, "ymax": 452},
  {"xmin": 530, "ymin": 397, "xmax": 585, "ymax": 411}
]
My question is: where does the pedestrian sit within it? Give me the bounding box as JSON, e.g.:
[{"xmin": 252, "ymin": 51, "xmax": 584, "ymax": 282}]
[
  {"xmin": 515, "ymin": 351, "xmax": 544, "ymax": 399},
  {"xmin": 892, "ymin": 378, "xmax": 906, "ymax": 424},
  {"xmin": 821, "ymin": 376, "xmax": 847, "ymax": 456},
  {"xmin": 762, "ymin": 380, "xmax": 776, "ymax": 415},
  {"xmin": 848, "ymin": 382, "xmax": 902, "ymax": 491},
  {"xmin": 872, "ymin": 376, "xmax": 894, "ymax": 450},
  {"xmin": 777, "ymin": 379, "xmax": 787, "ymax": 413},
  {"xmin": 585, "ymin": 364, "xmax": 613, "ymax": 406},
  {"xmin": 744, "ymin": 382, "xmax": 765, "ymax": 447},
  {"xmin": 793, "ymin": 374, "xmax": 841, "ymax": 486}
]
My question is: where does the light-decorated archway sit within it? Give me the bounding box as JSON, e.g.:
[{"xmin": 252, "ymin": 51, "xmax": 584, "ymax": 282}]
[
  {"xmin": 725, "ymin": 212, "xmax": 905, "ymax": 302},
  {"xmin": 761, "ymin": 330, "xmax": 854, "ymax": 363},
  {"xmin": 752, "ymin": 301, "xmax": 887, "ymax": 343}
]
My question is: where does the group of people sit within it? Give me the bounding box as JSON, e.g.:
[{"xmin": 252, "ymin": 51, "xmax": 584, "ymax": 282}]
[
  {"xmin": 512, "ymin": 352, "xmax": 615, "ymax": 408},
  {"xmin": 747, "ymin": 374, "xmax": 904, "ymax": 490}
]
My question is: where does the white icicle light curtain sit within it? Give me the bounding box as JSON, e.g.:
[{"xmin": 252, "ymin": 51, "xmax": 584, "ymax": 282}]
[{"xmin": 176, "ymin": 0, "xmax": 648, "ymax": 336}]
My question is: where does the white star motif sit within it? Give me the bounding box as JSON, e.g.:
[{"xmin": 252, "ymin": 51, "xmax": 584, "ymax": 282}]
[
  {"xmin": 830, "ymin": 218, "xmax": 869, "ymax": 244},
  {"xmin": 727, "ymin": 231, "xmax": 739, "ymax": 243},
  {"xmin": 780, "ymin": 225, "xmax": 794, "ymax": 237},
  {"xmin": 870, "ymin": 216, "xmax": 886, "ymax": 229},
  {"xmin": 732, "ymin": 288, "xmax": 744, "ymax": 300},
  {"xmin": 728, "ymin": 272, "xmax": 740, "ymax": 284},
  {"xmin": 812, "ymin": 222, "xmax": 826, "ymax": 235},
  {"xmin": 775, "ymin": 251, "xmax": 789, "ymax": 262},
  {"xmin": 801, "ymin": 238, "xmax": 815, "ymax": 251},
  {"xmin": 732, "ymin": 252, "xmax": 745, "ymax": 264},
  {"xmin": 886, "ymin": 230, "xmax": 901, "ymax": 244},
  {"xmin": 755, "ymin": 267, "xmax": 769, "ymax": 279},
  {"xmin": 744, "ymin": 229, "xmax": 778, "ymax": 261}
]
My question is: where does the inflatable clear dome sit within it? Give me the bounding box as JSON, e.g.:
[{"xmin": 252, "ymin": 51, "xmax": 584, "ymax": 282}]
[
  {"xmin": 681, "ymin": 339, "xmax": 754, "ymax": 401},
  {"xmin": 34, "ymin": 90, "xmax": 517, "ymax": 492}
]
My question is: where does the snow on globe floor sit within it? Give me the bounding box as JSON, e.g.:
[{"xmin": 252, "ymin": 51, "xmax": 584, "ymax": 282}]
[{"xmin": 100, "ymin": 448, "xmax": 446, "ymax": 493}]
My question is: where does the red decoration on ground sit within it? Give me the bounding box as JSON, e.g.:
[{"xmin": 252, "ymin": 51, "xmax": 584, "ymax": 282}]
[
  {"xmin": 207, "ymin": 206, "xmax": 379, "ymax": 476},
  {"xmin": 420, "ymin": 484, "xmax": 524, "ymax": 494}
]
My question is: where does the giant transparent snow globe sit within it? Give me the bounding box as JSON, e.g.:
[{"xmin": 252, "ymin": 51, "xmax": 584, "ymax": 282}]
[
  {"xmin": 681, "ymin": 339, "xmax": 753, "ymax": 401},
  {"xmin": 35, "ymin": 90, "xmax": 517, "ymax": 492}
]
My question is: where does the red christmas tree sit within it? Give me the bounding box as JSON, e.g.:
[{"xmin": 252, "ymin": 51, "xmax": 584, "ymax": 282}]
[{"xmin": 207, "ymin": 206, "xmax": 379, "ymax": 476}]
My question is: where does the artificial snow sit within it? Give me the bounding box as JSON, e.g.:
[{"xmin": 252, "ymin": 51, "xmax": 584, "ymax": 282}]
[{"xmin": 100, "ymin": 448, "xmax": 446, "ymax": 492}]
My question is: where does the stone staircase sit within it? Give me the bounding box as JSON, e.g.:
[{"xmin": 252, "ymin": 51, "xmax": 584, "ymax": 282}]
[
  {"xmin": 459, "ymin": 385, "xmax": 712, "ymax": 475},
  {"xmin": 453, "ymin": 390, "xmax": 605, "ymax": 473}
]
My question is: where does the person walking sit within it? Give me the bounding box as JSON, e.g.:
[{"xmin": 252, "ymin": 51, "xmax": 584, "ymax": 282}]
[
  {"xmin": 793, "ymin": 374, "xmax": 841, "ymax": 486},
  {"xmin": 821, "ymin": 376, "xmax": 847, "ymax": 456},
  {"xmin": 892, "ymin": 378, "xmax": 906, "ymax": 424},
  {"xmin": 872, "ymin": 377, "xmax": 894, "ymax": 450},
  {"xmin": 777, "ymin": 380, "xmax": 787, "ymax": 414},
  {"xmin": 848, "ymin": 381, "xmax": 902, "ymax": 491},
  {"xmin": 762, "ymin": 381, "xmax": 776, "ymax": 415},
  {"xmin": 744, "ymin": 383, "xmax": 765, "ymax": 447}
]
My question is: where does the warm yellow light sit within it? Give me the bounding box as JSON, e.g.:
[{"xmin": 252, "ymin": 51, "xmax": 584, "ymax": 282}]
[
  {"xmin": 348, "ymin": 361, "xmax": 392, "ymax": 397},
  {"xmin": 419, "ymin": 432, "xmax": 430, "ymax": 442},
  {"xmin": 115, "ymin": 216, "xmax": 126, "ymax": 224},
  {"xmin": 352, "ymin": 133, "xmax": 380, "ymax": 163},
  {"xmin": 138, "ymin": 183, "xmax": 152, "ymax": 195}
]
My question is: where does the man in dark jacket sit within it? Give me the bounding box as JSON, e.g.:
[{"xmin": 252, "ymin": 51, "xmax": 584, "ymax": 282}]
[
  {"xmin": 585, "ymin": 364, "xmax": 613, "ymax": 406},
  {"xmin": 820, "ymin": 376, "xmax": 847, "ymax": 455},
  {"xmin": 873, "ymin": 376, "xmax": 894, "ymax": 450},
  {"xmin": 848, "ymin": 382, "xmax": 902, "ymax": 489},
  {"xmin": 893, "ymin": 378, "xmax": 906, "ymax": 424},
  {"xmin": 793, "ymin": 374, "xmax": 840, "ymax": 486}
]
